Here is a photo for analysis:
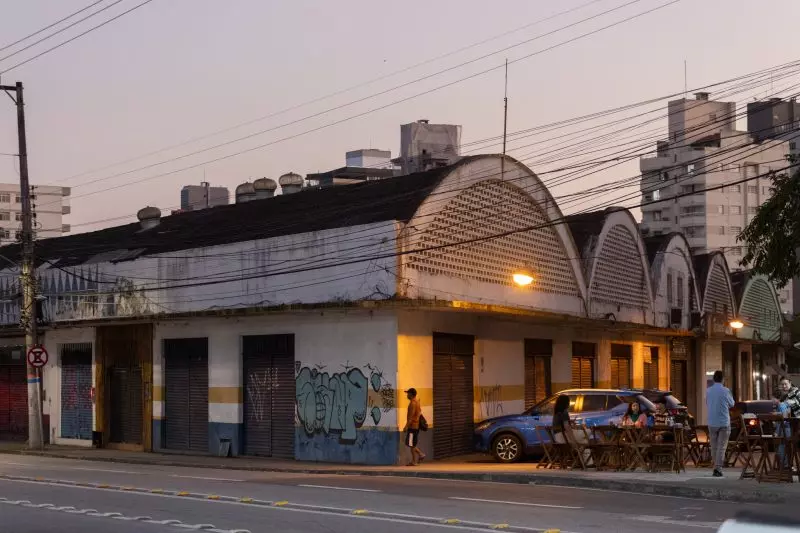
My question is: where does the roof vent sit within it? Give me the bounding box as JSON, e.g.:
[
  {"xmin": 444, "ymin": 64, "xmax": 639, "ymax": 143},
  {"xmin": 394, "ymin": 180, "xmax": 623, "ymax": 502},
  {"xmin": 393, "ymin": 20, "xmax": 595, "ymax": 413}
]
[
  {"xmin": 694, "ymin": 92, "xmax": 710, "ymax": 101},
  {"xmin": 235, "ymin": 182, "xmax": 256, "ymax": 203},
  {"xmin": 137, "ymin": 206, "xmax": 161, "ymax": 230},
  {"xmin": 253, "ymin": 177, "xmax": 278, "ymax": 199},
  {"xmin": 278, "ymin": 172, "xmax": 303, "ymax": 195}
]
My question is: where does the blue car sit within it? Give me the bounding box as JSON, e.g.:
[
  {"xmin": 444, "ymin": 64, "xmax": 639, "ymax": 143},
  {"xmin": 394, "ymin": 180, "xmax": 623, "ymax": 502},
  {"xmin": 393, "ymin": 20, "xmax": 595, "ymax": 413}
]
[{"xmin": 474, "ymin": 389, "xmax": 657, "ymax": 463}]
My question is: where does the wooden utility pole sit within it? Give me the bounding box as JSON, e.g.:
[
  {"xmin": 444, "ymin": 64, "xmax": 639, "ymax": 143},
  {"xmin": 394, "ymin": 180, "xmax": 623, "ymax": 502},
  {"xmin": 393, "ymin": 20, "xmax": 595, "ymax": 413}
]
[{"xmin": 1, "ymin": 81, "xmax": 43, "ymax": 449}]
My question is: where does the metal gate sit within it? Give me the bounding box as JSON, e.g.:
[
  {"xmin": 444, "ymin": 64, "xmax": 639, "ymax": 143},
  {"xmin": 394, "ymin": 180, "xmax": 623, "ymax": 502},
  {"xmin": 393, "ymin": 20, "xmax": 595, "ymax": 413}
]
[
  {"xmin": 242, "ymin": 334, "xmax": 295, "ymax": 458},
  {"xmin": 432, "ymin": 333, "xmax": 474, "ymax": 459},
  {"xmin": 61, "ymin": 343, "xmax": 92, "ymax": 440},
  {"xmin": 108, "ymin": 364, "xmax": 143, "ymax": 445},
  {"xmin": 571, "ymin": 342, "xmax": 596, "ymax": 388},
  {"xmin": 0, "ymin": 346, "xmax": 27, "ymax": 439},
  {"xmin": 164, "ymin": 338, "xmax": 209, "ymax": 453},
  {"xmin": 524, "ymin": 339, "xmax": 552, "ymax": 409}
]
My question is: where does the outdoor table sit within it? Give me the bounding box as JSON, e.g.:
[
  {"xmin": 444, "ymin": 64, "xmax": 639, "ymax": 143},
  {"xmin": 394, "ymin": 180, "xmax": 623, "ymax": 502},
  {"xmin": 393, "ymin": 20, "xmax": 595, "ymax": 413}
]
[
  {"xmin": 755, "ymin": 414, "xmax": 793, "ymax": 483},
  {"xmin": 589, "ymin": 425, "xmax": 622, "ymax": 471},
  {"xmin": 620, "ymin": 426, "xmax": 649, "ymax": 470},
  {"xmin": 648, "ymin": 424, "xmax": 685, "ymax": 473}
]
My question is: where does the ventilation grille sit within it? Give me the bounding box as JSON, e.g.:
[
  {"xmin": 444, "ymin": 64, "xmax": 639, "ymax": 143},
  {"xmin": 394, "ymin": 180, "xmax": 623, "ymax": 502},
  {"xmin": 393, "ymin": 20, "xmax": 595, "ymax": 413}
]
[
  {"xmin": 407, "ymin": 179, "xmax": 578, "ymax": 295},
  {"xmin": 703, "ymin": 264, "xmax": 732, "ymax": 317},
  {"xmin": 740, "ymin": 279, "xmax": 780, "ymax": 332},
  {"xmin": 591, "ymin": 224, "xmax": 648, "ymax": 308}
]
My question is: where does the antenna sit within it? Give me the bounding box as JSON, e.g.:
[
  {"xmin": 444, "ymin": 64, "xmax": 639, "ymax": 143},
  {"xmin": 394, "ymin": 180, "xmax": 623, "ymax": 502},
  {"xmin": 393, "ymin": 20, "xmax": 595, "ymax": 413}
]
[
  {"xmin": 502, "ymin": 58, "xmax": 509, "ymax": 157},
  {"xmin": 684, "ymin": 59, "xmax": 687, "ymax": 98}
]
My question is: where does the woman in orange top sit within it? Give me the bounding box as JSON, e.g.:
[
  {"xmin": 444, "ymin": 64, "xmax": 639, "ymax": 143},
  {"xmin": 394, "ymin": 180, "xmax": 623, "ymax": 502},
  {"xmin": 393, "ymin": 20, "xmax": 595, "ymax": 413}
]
[{"xmin": 404, "ymin": 388, "xmax": 426, "ymax": 465}]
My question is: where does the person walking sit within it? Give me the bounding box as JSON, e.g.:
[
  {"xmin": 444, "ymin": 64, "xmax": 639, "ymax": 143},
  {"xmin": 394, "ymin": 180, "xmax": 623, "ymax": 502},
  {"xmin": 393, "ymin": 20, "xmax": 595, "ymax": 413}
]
[
  {"xmin": 706, "ymin": 370, "xmax": 735, "ymax": 477},
  {"xmin": 404, "ymin": 388, "xmax": 426, "ymax": 466}
]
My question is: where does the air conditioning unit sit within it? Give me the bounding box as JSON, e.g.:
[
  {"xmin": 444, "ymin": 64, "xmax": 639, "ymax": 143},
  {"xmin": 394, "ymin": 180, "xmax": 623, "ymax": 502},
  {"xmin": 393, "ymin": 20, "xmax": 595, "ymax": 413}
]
[{"xmin": 670, "ymin": 308, "xmax": 683, "ymax": 328}]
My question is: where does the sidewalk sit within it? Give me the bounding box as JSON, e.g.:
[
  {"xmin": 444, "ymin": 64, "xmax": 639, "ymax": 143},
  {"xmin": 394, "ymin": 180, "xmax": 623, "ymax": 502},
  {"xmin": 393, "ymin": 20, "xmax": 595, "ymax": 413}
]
[{"xmin": 0, "ymin": 442, "xmax": 797, "ymax": 504}]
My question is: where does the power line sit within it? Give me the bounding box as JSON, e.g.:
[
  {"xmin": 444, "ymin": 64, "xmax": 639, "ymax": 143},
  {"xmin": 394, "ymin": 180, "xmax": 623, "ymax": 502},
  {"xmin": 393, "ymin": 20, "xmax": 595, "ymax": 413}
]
[
  {"xmin": 53, "ymin": 0, "xmax": 608, "ymax": 184},
  {"xmin": 0, "ymin": 0, "xmax": 124, "ymax": 64},
  {"xmin": 0, "ymin": 0, "xmax": 106, "ymax": 53},
  {"xmin": 42, "ymin": 0, "xmax": 679, "ymax": 200},
  {"xmin": 0, "ymin": 0, "xmax": 157, "ymax": 75}
]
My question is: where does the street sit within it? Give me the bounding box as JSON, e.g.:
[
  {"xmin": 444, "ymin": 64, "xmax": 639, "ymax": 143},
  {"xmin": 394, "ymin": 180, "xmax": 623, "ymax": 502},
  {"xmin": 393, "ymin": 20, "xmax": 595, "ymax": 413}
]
[{"xmin": 0, "ymin": 455, "xmax": 794, "ymax": 532}]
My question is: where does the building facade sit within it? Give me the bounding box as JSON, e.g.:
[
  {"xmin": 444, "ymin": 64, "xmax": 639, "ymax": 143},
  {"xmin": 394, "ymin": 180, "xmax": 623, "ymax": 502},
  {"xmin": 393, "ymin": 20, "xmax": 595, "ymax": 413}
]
[
  {"xmin": 0, "ymin": 155, "xmax": 786, "ymax": 463},
  {"xmin": 639, "ymin": 92, "xmax": 796, "ymax": 313},
  {"xmin": 0, "ymin": 183, "xmax": 70, "ymax": 242}
]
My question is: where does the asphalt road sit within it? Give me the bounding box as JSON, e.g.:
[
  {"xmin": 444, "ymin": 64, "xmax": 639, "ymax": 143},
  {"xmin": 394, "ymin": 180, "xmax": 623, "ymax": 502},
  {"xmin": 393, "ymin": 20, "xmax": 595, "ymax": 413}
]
[{"xmin": 0, "ymin": 455, "xmax": 796, "ymax": 533}]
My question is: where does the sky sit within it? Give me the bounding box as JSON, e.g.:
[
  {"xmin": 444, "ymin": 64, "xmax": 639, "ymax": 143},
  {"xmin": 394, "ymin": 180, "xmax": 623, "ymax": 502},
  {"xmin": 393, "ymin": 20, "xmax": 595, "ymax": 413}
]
[{"xmin": 0, "ymin": 0, "xmax": 798, "ymax": 235}]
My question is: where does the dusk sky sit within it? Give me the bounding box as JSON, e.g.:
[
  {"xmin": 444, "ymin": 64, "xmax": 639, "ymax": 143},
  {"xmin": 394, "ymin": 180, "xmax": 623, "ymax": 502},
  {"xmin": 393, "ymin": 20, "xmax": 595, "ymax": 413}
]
[{"xmin": 0, "ymin": 0, "xmax": 798, "ymax": 234}]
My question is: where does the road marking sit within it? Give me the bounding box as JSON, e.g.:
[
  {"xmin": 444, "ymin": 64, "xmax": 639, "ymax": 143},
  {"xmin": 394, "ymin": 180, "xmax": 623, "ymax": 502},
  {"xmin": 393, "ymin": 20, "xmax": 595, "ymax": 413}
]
[
  {"xmin": 526, "ymin": 483, "xmax": 736, "ymax": 503},
  {"xmin": 449, "ymin": 497, "xmax": 582, "ymax": 510},
  {"xmin": 630, "ymin": 515, "xmax": 721, "ymax": 529},
  {"xmin": 71, "ymin": 467, "xmax": 143, "ymax": 474},
  {"xmin": 170, "ymin": 475, "xmax": 241, "ymax": 482},
  {"xmin": 298, "ymin": 484, "xmax": 382, "ymax": 493},
  {"xmin": 0, "ymin": 475, "xmax": 584, "ymax": 533}
]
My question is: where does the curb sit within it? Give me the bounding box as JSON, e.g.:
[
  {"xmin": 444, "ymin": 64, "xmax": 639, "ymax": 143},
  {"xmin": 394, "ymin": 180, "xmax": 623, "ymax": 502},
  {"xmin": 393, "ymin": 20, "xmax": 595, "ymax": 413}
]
[{"xmin": 0, "ymin": 449, "xmax": 789, "ymax": 504}]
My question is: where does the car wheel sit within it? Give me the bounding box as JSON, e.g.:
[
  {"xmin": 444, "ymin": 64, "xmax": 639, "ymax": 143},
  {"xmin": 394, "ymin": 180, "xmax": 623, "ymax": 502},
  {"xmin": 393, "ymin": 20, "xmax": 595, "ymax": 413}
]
[{"xmin": 493, "ymin": 434, "xmax": 523, "ymax": 463}]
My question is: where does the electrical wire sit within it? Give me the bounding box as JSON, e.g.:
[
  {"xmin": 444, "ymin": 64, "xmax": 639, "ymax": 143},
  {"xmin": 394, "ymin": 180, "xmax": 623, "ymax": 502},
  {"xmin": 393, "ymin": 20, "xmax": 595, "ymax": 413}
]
[
  {"xmin": 0, "ymin": 0, "xmax": 157, "ymax": 75},
  {"xmin": 0, "ymin": 0, "xmax": 107, "ymax": 53}
]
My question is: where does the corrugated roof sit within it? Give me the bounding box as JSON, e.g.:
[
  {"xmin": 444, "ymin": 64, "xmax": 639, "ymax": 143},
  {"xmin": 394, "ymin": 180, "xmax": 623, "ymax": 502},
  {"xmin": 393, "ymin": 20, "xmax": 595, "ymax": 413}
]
[
  {"xmin": 3, "ymin": 158, "xmax": 477, "ymax": 268},
  {"xmin": 564, "ymin": 207, "xmax": 627, "ymax": 256}
]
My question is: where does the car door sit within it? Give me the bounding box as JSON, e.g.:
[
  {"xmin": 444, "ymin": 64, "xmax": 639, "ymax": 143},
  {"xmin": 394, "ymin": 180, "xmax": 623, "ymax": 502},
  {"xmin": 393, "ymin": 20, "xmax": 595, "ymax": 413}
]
[
  {"xmin": 520, "ymin": 393, "xmax": 577, "ymax": 450},
  {"xmin": 607, "ymin": 394, "xmax": 629, "ymax": 424},
  {"xmin": 574, "ymin": 394, "xmax": 608, "ymax": 427}
]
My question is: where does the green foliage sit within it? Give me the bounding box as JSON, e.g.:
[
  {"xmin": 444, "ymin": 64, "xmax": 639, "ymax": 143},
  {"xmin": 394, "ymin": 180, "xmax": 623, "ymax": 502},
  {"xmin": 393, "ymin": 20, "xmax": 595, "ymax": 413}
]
[{"xmin": 739, "ymin": 162, "xmax": 800, "ymax": 289}]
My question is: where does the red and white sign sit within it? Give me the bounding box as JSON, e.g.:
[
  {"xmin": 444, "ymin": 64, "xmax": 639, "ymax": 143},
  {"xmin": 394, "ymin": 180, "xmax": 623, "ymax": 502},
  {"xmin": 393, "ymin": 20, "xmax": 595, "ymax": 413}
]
[{"xmin": 26, "ymin": 345, "xmax": 48, "ymax": 368}]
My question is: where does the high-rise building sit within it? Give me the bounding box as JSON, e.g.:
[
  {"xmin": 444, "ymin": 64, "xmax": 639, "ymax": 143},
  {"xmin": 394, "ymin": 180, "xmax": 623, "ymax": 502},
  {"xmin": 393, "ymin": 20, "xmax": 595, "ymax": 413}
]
[
  {"xmin": 180, "ymin": 182, "xmax": 229, "ymax": 211},
  {"xmin": 639, "ymin": 93, "xmax": 799, "ymax": 313},
  {"xmin": 0, "ymin": 183, "xmax": 70, "ymax": 243}
]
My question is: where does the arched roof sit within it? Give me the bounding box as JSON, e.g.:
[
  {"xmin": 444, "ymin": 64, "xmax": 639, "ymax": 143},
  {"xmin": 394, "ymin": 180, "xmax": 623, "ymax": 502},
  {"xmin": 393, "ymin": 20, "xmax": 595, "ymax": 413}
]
[
  {"xmin": 566, "ymin": 207, "xmax": 654, "ymax": 315},
  {"xmin": 645, "ymin": 232, "xmax": 701, "ymax": 308},
  {"xmin": 405, "ymin": 155, "xmax": 587, "ymax": 306},
  {"xmin": 731, "ymin": 271, "xmax": 783, "ymax": 342},
  {"xmin": 694, "ymin": 252, "xmax": 736, "ymax": 317}
]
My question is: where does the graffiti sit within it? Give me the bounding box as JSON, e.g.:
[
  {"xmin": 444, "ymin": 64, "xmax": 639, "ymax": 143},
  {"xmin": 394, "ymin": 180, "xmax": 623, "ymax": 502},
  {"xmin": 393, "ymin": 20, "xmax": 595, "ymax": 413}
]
[
  {"xmin": 246, "ymin": 368, "xmax": 278, "ymax": 422},
  {"xmin": 481, "ymin": 385, "xmax": 504, "ymax": 418},
  {"xmin": 296, "ymin": 364, "xmax": 394, "ymax": 443}
]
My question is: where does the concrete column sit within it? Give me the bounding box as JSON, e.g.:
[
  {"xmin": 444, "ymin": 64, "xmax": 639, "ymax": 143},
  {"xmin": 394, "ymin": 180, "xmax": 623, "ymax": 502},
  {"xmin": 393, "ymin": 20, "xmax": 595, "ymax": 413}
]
[
  {"xmin": 697, "ymin": 339, "xmax": 722, "ymax": 425},
  {"xmin": 551, "ymin": 336, "xmax": 572, "ymax": 392},
  {"xmin": 596, "ymin": 337, "xmax": 611, "ymax": 389}
]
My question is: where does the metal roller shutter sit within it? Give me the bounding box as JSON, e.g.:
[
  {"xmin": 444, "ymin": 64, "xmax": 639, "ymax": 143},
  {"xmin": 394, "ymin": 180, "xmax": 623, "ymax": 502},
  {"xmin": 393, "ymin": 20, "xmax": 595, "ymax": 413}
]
[
  {"xmin": 242, "ymin": 334, "xmax": 295, "ymax": 458},
  {"xmin": 432, "ymin": 333, "xmax": 474, "ymax": 459},
  {"xmin": 571, "ymin": 342, "xmax": 596, "ymax": 389},
  {"xmin": 670, "ymin": 360, "xmax": 687, "ymax": 402},
  {"xmin": 643, "ymin": 347, "xmax": 659, "ymax": 390},
  {"xmin": 524, "ymin": 339, "xmax": 552, "ymax": 409},
  {"xmin": 61, "ymin": 343, "xmax": 93, "ymax": 440},
  {"xmin": 164, "ymin": 338, "xmax": 209, "ymax": 453},
  {"xmin": 108, "ymin": 365, "xmax": 143, "ymax": 445},
  {"xmin": 610, "ymin": 344, "xmax": 632, "ymax": 389}
]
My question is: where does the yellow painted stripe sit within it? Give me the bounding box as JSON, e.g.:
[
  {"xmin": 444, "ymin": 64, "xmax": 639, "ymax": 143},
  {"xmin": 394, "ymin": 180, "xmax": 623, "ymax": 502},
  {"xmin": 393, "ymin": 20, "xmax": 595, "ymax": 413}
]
[
  {"xmin": 474, "ymin": 385, "xmax": 524, "ymax": 403},
  {"xmin": 596, "ymin": 380, "xmax": 611, "ymax": 389},
  {"xmin": 552, "ymin": 382, "xmax": 572, "ymax": 393},
  {"xmin": 208, "ymin": 387, "xmax": 242, "ymax": 404},
  {"xmin": 153, "ymin": 386, "xmax": 163, "ymax": 402}
]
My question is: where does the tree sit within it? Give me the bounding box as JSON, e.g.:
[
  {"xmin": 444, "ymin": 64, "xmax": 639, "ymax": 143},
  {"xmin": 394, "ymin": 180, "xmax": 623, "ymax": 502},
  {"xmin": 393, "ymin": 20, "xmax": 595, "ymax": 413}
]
[{"xmin": 739, "ymin": 160, "xmax": 800, "ymax": 288}]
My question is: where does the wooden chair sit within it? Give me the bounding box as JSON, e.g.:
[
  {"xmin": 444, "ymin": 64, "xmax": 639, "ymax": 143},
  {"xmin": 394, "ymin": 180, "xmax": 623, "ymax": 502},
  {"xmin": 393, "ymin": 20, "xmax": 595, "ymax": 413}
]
[
  {"xmin": 567, "ymin": 421, "xmax": 592, "ymax": 470},
  {"xmin": 687, "ymin": 425, "xmax": 712, "ymax": 467},
  {"xmin": 756, "ymin": 414, "xmax": 793, "ymax": 483},
  {"xmin": 548, "ymin": 426, "xmax": 579, "ymax": 470},
  {"xmin": 535, "ymin": 425, "xmax": 556, "ymax": 469},
  {"xmin": 739, "ymin": 414, "xmax": 766, "ymax": 480},
  {"xmin": 648, "ymin": 425, "xmax": 685, "ymax": 474}
]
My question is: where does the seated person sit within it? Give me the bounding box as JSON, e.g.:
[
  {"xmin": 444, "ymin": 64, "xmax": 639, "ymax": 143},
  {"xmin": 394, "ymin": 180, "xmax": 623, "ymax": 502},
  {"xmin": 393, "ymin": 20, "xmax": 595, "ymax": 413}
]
[{"xmin": 621, "ymin": 401, "xmax": 646, "ymax": 428}]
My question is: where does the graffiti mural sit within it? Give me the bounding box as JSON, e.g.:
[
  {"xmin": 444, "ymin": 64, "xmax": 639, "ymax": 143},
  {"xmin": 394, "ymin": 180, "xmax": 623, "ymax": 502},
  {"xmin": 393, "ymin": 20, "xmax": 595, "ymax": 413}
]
[
  {"xmin": 480, "ymin": 384, "xmax": 504, "ymax": 418},
  {"xmin": 296, "ymin": 363, "xmax": 394, "ymax": 443}
]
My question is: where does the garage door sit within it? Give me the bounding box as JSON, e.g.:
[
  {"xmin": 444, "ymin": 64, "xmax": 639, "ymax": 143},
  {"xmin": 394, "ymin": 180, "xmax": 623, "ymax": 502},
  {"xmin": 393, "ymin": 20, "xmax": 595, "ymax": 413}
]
[
  {"xmin": 0, "ymin": 349, "xmax": 27, "ymax": 439},
  {"xmin": 433, "ymin": 333, "xmax": 474, "ymax": 459},
  {"xmin": 61, "ymin": 343, "xmax": 92, "ymax": 440},
  {"xmin": 164, "ymin": 338, "xmax": 209, "ymax": 453},
  {"xmin": 242, "ymin": 334, "xmax": 295, "ymax": 458}
]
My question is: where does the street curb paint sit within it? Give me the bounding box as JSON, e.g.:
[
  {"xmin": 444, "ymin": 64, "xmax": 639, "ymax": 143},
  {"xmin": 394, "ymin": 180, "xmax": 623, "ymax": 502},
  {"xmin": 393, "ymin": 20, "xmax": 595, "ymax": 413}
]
[{"xmin": 0, "ymin": 449, "xmax": 788, "ymax": 504}]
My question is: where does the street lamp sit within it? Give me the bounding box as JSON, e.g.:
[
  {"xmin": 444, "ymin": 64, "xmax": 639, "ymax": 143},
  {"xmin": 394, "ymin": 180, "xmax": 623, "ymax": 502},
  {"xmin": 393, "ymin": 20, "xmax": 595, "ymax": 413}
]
[
  {"xmin": 729, "ymin": 319, "xmax": 744, "ymax": 330},
  {"xmin": 512, "ymin": 270, "xmax": 534, "ymax": 287}
]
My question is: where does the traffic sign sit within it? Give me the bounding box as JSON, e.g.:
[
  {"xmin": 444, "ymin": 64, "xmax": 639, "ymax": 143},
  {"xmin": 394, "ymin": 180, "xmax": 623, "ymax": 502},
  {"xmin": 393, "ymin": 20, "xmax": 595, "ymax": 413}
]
[{"xmin": 27, "ymin": 345, "xmax": 48, "ymax": 368}]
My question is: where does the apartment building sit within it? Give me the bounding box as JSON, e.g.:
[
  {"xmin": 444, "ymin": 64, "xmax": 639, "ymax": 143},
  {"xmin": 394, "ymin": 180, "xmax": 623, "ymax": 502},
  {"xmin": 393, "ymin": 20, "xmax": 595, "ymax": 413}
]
[
  {"xmin": 639, "ymin": 93, "xmax": 798, "ymax": 313},
  {"xmin": 0, "ymin": 183, "xmax": 70, "ymax": 242}
]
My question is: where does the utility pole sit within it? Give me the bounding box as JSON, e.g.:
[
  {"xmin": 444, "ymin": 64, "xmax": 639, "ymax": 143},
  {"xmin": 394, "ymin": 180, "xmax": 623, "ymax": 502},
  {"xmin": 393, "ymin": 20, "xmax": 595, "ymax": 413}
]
[
  {"xmin": 501, "ymin": 59, "xmax": 509, "ymax": 181},
  {"xmin": 1, "ymin": 81, "xmax": 43, "ymax": 449}
]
